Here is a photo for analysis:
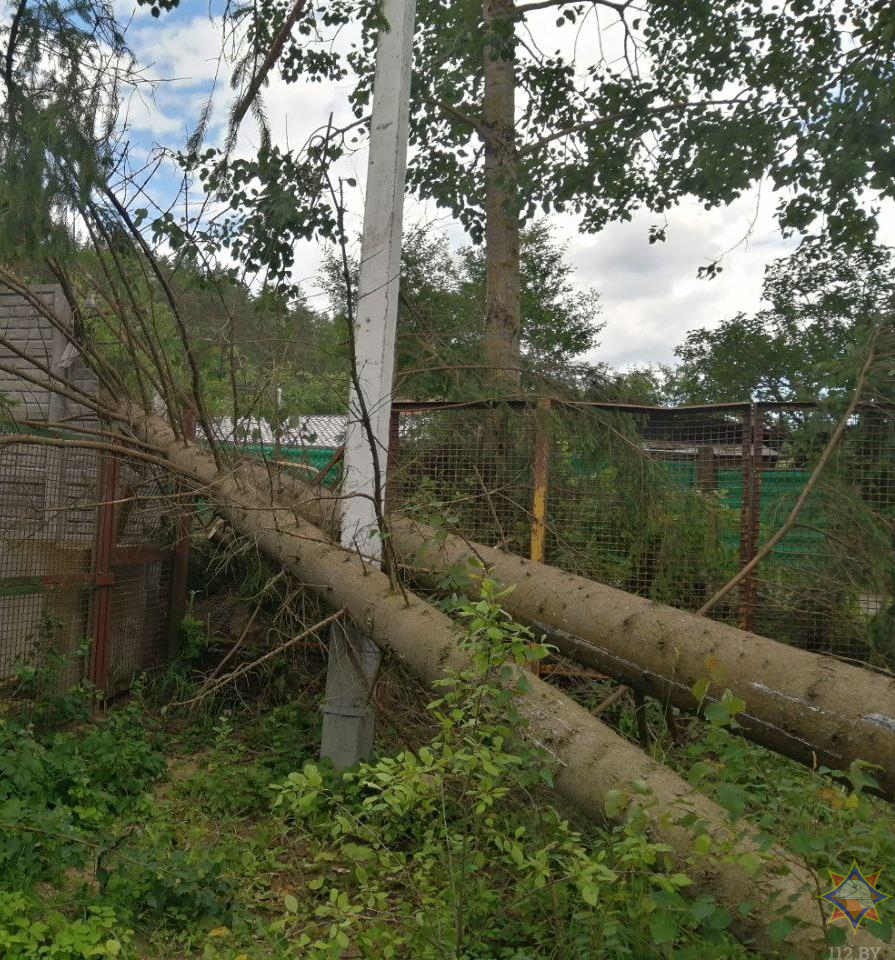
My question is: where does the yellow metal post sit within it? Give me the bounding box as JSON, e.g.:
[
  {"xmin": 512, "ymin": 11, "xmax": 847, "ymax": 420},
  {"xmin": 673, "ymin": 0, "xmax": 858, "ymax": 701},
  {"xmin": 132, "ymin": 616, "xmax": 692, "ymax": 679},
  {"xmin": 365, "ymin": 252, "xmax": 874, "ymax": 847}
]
[{"xmin": 529, "ymin": 398, "xmax": 551, "ymax": 564}]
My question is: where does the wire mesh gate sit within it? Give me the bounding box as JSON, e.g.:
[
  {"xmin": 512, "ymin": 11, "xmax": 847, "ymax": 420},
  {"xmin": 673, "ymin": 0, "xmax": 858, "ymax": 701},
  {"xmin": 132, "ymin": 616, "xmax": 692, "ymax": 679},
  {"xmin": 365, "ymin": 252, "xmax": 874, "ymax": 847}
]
[
  {"xmin": 389, "ymin": 400, "xmax": 895, "ymax": 665},
  {"xmin": 0, "ymin": 434, "xmax": 190, "ymax": 696}
]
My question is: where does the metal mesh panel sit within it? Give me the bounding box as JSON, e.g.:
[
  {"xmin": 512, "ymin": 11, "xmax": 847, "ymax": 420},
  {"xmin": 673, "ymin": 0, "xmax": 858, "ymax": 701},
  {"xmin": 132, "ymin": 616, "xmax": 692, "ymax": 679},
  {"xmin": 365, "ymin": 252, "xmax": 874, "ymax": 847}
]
[
  {"xmin": 393, "ymin": 405, "xmax": 536, "ymax": 556},
  {"xmin": 0, "ymin": 588, "xmax": 91, "ymax": 690},
  {"xmin": 106, "ymin": 560, "xmax": 173, "ymax": 690},
  {"xmin": 0, "ymin": 442, "xmax": 100, "ymax": 687},
  {"xmin": 541, "ymin": 405, "xmax": 748, "ymax": 620},
  {"xmin": 0, "ymin": 284, "xmax": 189, "ymax": 700},
  {"xmin": 115, "ymin": 460, "xmax": 179, "ymax": 549},
  {"xmin": 391, "ymin": 401, "xmax": 895, "ymax": 665},
  {"xmin": 747, "ymin": 404, "xmax": 895, "ymax": 660},
  {"xmin": 0, "ymin": 439, "xmax": 186, "ymax": 697},
  {"xmin": 0, "ymin": 443, "xmax": 100, "ymax": 580}
]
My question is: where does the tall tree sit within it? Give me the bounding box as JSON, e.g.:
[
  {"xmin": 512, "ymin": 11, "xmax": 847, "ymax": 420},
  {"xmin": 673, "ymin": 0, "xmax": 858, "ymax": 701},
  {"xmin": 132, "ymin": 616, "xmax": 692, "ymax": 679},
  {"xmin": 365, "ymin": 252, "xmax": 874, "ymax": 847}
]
[
  {"xmin": 668, "ymin": 239, "xmax": 894, "ymax": 404},
  {"xmin": 320, "ymin": 221, "xmax": 602, "ymax": 399},
  {"xmin": 198, "ymin": 0, "xmax": 895, "ymax": 392}
]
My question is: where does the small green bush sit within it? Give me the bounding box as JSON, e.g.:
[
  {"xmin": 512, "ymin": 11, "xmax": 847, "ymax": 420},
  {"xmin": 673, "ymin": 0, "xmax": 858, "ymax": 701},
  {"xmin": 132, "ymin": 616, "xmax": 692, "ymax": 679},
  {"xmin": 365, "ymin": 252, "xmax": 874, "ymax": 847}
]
[
  {"xmin": 271, "ymin": 582, "xmax": 752, "ymax": 958},
  {"xmin": 0, "ymin": 890, "xmax": 131, "ymax": 960}
]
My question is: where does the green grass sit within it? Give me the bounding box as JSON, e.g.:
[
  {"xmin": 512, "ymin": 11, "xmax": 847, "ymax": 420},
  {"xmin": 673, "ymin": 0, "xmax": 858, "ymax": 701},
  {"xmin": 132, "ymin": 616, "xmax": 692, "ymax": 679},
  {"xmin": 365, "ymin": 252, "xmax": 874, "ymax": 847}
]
[{"xmin": 1, "ymin": 614, "xmax": 893, "ymax": 959}]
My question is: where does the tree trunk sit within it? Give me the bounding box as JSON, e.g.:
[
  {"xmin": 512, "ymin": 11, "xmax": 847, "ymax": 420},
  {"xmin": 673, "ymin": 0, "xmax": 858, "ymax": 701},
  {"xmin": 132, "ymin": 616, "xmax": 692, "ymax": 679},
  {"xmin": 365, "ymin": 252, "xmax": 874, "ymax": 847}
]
[
  {"xmin": 134, "ymin": 414, "xmax": 884, "ymax": 957},
  {"xmin": 482, "ymin": 0, "xmax": 521, "ymax": 392},
  {"xmin": 388, "ymin": 517, "xmax": 895, "ymax": 800},
  {"xmin": 256, "ymin": 466, "xmax": 895, "ymax": 800}
]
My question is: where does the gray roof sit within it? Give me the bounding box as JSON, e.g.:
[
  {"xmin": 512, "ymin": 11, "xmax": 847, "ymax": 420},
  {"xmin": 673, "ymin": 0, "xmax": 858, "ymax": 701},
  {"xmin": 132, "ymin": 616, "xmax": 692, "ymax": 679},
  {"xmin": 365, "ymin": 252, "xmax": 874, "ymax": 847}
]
[{"xmin": 211, "ymin": 415, "xmax": 347, "ymax": 448}]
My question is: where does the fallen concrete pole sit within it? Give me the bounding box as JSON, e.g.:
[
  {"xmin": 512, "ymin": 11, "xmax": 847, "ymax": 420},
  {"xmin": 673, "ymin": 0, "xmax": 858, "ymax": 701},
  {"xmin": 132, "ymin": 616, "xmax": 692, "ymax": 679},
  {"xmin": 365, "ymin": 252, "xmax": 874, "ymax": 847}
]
[
  {"xmin": 261, "ymin": 469, "xmax": 895, "ymax": 800},
  {"xmin": 134, "ymin": 413, "xmax": 885, "ymax": 958}
]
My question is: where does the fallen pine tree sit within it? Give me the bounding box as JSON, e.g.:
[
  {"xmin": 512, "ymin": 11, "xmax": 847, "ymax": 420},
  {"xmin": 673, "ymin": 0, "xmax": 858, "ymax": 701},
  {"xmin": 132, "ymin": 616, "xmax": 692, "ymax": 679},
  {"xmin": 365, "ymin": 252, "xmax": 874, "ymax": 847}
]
[
  {"xmin": 129, "ymin": 410, "xmax": 887, "ymax": 958},
  {"xmin": 259, "ymin": 467, "xmax": 895, "ymax": 801}
]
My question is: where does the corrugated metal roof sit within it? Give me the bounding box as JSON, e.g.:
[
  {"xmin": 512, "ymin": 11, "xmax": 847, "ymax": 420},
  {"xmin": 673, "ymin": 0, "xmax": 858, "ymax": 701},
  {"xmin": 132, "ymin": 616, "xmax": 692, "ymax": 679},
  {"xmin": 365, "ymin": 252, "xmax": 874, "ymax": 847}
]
[
  {"xmin": 211, "ymin": 415, "xmax": 347, "ymax": 448},
  {"xmin": 643, "ymin": 440, "xmax": 779, "ymax": 459}
]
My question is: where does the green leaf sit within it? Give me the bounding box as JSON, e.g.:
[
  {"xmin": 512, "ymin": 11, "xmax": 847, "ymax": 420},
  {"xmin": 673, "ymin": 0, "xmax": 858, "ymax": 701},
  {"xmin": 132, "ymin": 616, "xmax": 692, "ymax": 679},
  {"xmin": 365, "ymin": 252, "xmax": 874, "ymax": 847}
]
[
  {"xmin": 284, "ymin": 894, "xmax": 299, "ymax": 913},
  {"xmin": 691, "ymin": 678, "xmax": 711, "ymax": 704},
  {"xmin": 737, "ymin": 852, "xmax": 763, "ymax": 876},
  {"xmin": 581, "ymin": 882, "xmax": 599, "ymax": 906},
  {"xmin": 715, "ymin": 783, "xmax": 747, "ymax": 820},
  {"xmin": 649, "ymin": 913, "xmax": 678, "ymax": 943},
  {"xmin": 604, "ymin": 789, "xmax": 628, "ymax": 818},
  {"xmin": 693, "ymin": 834, "xmax": 712, "ymax": 855},
  {"xmin": 706, "ymin": 907, "xmax": 732, "ymax": 931},
  {"xmin": 766, "ymin": 917, "xmax": 793, "ymax": 943},
  {"xmin": 847, "ymin": 760, "xmax": 882, "ymax": 794},
  {"xmin": 704, "ymin": 701, "xmax": 731, "ymax": 726},
  {"xmin": 690, "ymin": 897, "xmax": 716, "ymax": 922},
  {"xmin": 723, "ymin": 693, "xmax": 746, "ymax": 716},
  {"xmin": 669, "ymin": 872, "xmax": 692, "ymax": 888}
]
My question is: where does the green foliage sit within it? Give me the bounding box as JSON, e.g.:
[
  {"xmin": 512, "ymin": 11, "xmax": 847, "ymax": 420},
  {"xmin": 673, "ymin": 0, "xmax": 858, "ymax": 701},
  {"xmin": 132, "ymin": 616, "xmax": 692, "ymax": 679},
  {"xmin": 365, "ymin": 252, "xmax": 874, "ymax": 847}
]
[
  {"xmin": 668, "ymin": 239, "xmax": 894, "ymax": 404},
  {"xmin": 101, "ymin": 832, "xmax": 239, "ymax": 930},
  {"xmin": 167, "ymin": 269, "xmax": 348, "ymax": 417},
  {"xmin": 401, "ymin": 405, "xmax": 744, "ymax": 616},
  {"xmin": 320, "ymin": 221, "xmax": 602, "ymax": 398},
  {"xmin": 170, "ymin": 703, "xmax": 320, "ymax": 819},
  {"xmin": 0, "ymin": 0, "xmax": 134, "ymax": 260},
  {"xmin": 0, "ymin": 699, "xmax": 166, "ymax": 884},
  {"xmin": 0, "ymin": 682, "xmax": 255, "ymax": 954},
  {"xmin": 9, "ymin": 637, "xmax": 96, "ymax": 729},
  {"xmin": 76, "ymin": 246, "xmax": 347, "ymax": 423},
  {"xmin": 0, "ymin": 891, "xmax": 130, "ymax": 960},
  {"xmin": 270, "ymin": 583, "xmax": 752, "ymax": 958},
  {"xmin": 672, "ymin": 721, "xmax": 895, "ymax": 946},
  {"xmin": 184, "ymin": 0, "xmax": 895, "ymax": 290},
  {"xmin": 3, "ymin": 600, "xmax": 893, "ymax": 958},
  {"xmin": 176, "ymin": 617, "xmax": 212, "ymax": 670}
]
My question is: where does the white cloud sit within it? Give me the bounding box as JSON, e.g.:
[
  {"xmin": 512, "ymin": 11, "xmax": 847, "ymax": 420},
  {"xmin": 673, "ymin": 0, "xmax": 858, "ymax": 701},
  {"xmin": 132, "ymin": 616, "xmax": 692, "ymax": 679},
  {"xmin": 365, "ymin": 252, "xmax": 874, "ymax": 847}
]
[
  {"xmin": 557, "ymin": 193, "xmax": 795, "ymax": 367},
  {"xmin": 119, "ymin": 7, "xmax": 895, "ymax": 371},
  {"xmin": 130, "ymin": 15, "xmax": 226, "ymax": 85},
  {"xmin": 113, "ymin": 0, "xmax": 156, "ymax": 23}
]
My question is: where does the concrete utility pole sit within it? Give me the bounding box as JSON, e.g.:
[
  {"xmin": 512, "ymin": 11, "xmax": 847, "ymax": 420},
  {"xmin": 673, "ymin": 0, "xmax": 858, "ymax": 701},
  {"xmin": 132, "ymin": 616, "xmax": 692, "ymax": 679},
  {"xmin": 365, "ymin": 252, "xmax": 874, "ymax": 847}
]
[{"xmin": 320, "ymin": 0, "xmax": 416, "ymax": 770}]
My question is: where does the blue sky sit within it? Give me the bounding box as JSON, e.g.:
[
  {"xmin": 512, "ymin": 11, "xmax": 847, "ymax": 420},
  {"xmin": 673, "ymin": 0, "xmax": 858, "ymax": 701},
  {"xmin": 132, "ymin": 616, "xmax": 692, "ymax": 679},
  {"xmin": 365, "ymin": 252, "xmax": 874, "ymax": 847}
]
[{"xmin": 113, "ymin": 1, "xmax": 894, "ymax": 371}]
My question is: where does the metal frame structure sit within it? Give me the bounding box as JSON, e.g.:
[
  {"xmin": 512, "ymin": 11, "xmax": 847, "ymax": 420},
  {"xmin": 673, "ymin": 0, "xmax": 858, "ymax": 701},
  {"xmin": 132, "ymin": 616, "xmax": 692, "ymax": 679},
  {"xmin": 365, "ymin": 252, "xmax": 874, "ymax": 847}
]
[
  {"xmin": 0, "ymin": 285, "xmax": 191, "ymax": 697},
  {"xmin": 388, "ymin": 397, "xmax": 895, "ymax": 662}
]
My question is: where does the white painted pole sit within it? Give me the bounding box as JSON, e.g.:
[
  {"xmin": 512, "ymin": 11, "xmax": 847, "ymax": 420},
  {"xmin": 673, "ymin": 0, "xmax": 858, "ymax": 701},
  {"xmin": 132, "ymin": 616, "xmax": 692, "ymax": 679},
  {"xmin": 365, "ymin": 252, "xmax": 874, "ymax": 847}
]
[{"xmin": 320, "ymin": 0, "xmax": 416, "ymax": 770}]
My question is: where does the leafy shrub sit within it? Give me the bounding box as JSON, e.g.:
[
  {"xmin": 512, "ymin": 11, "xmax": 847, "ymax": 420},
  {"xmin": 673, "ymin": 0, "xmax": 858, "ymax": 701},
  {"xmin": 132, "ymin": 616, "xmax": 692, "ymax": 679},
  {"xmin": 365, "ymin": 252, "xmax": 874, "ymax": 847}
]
[
  {"xmin": 272, "ymin": 582, "xmax": 752, "ymax": 958},
  {"xmin": 673, "ymin": 720, "xmax": 895, "ymax": 947},
  {"xmin": 101, "ymin": 833, "xmax": 239, "ymax": 931},
  {"xmin": 10, "ymin": 640, "xmax": 96, "ymax": 729},
  {"xmin": 0, "ymin": 891, "xmax": 131, "ymax": 960},
  {"xmin": 0, "ymin": 701, "xmax": 166, "ymax": 884}
]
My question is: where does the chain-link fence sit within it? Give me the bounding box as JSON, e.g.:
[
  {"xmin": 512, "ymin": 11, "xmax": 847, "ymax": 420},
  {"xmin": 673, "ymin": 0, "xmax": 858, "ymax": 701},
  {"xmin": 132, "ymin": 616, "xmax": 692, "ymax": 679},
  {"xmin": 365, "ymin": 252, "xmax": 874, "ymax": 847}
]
[
  {"xmin": 0, "ymin": 433, "xmax": 190, "ymax": 697},
  {"xmin": 390, "ymin": 400, "xmax": 895, "ymax": 666}
]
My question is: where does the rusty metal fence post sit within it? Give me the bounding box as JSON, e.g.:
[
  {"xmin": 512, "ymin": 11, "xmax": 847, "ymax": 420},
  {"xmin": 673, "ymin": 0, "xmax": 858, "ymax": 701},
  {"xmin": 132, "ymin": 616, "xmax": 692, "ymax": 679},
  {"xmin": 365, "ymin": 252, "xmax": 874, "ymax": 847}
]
[
  {"xmin": 89, "ymin": 450, "xmax": 119, "ymax": 692},
  {"xmin": 738, "ymin": 406, "xmax": 762, "ymax": 631},
  {"xmin": 530, "ymin": 398, "xmax": 552, "ymax": 564},
  {"xmin": 386, "ymin": 406, "xmax": 402, "ymax": 508}
]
